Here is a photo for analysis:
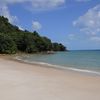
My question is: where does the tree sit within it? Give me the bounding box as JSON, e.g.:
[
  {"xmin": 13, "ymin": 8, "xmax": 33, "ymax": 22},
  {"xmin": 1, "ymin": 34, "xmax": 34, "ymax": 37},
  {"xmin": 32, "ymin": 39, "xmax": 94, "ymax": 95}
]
[
  {"xmin": 42, "ymin": 37, "xmax": 52, "ymax": 51},
  {"xmin": 0, "ymin": 33, "xmax": 17, "ymax": 54},
  {"xmin": 52, "ymin": 43, "xmax": 66, "ymax": 51}
]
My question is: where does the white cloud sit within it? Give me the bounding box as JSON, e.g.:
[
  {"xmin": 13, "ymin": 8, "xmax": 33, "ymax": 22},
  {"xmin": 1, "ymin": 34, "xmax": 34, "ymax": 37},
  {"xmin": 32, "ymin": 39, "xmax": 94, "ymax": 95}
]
[
  {"xmin": 0, "ymin": 0, "xmax": 65, "ymax": 23},
  {"xmin": 0, "ymin": 3, "xmax": 18, "ymax": 24},
  {"xmin": 75, "ymin": 0, "xmax": 90, "ymax": 2},
  {"xmin": 31, "ymin": 0, "xmax": 65, "ymax": 10},
  {"xmin": 18, "ymin": 26, "xmax": 24, "ymax": 31},
  {"xmin": 68, "ymin": 34, "xmax": 75, "ymax": 40},
  {"xmin": 0, "ymin": 0, "xmax": 65, "ymax": 10},
  {"xmin": 0, "ymin": 0, "xmax": 92, "ymax": 26},
  {"xmin": 90, "ymin": 36, "xmax": 100, "ymax": 42},
  {"xmin": 32, "ymin": 21, "xmax": 42, "ymax": 30},
  {"xmin": 73, "ymin": 4, "xmax": 100, "ymax": 36}
]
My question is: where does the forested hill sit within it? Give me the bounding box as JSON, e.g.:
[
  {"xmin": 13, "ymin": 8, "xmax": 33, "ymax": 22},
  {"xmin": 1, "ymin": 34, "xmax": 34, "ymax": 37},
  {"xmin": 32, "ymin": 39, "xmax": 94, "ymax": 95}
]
[{"xmin": 0, "ymin": 16, "xmax": 67, "ymax": 54}]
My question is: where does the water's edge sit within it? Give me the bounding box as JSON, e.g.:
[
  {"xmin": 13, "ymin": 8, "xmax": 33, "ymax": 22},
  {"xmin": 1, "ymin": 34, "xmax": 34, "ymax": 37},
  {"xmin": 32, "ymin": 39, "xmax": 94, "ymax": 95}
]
[{"xmin": 15, "ymin": 56, "xmax": 100, "ymax": 76}]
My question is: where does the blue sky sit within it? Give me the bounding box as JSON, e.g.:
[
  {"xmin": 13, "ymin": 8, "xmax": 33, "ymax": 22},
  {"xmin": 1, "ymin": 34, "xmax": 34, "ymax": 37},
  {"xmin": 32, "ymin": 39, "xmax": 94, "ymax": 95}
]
[{"xmin": 0, "ymin": 0, "xmax": 100, "ymax": 50}]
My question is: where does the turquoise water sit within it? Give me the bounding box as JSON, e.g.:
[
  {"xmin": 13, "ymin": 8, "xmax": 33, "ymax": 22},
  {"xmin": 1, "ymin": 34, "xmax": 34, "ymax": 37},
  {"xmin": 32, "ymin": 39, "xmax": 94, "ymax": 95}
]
[{"xmin": 18, "ymin": 50, "xmax": 100, "ymax": 75}]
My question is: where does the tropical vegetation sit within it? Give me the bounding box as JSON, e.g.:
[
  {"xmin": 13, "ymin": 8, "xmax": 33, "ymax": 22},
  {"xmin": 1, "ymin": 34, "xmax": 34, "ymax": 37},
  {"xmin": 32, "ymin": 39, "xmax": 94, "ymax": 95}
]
[{"xmin": 0, "ymin": 16, "xmax": 67, "ymax": 54}]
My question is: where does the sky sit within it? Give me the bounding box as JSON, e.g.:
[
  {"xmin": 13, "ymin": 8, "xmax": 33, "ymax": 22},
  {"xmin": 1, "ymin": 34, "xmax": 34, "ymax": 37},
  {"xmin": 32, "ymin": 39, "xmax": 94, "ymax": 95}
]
[{"xmin": 0, "ymin": 0, "xmax": 100, "ymax": 50}]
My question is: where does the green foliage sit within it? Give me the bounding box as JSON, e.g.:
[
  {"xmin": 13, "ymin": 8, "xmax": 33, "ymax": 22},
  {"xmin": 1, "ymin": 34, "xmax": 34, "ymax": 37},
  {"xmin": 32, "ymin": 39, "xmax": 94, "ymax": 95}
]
[
  {"xmin": 52, "ymin": 43, "xmax": 66, "ymax": 51},
  {"xmin": 42, "ymin": 37, "xmax": 52, "ymax": 51},
  {"xmin": 0, "ymin": 16, "xmax": 20, "ymax": 34},
  {"xmin": 16, "ymin": 32, "xmax": 38, "ymax": 53},
  {"xmin": 0, "ymin": 33, "xmax": 17, "ymax": 54},
  {"xmin": 0, "ymin": 16, "xmax": 67, "ymax": 54}
]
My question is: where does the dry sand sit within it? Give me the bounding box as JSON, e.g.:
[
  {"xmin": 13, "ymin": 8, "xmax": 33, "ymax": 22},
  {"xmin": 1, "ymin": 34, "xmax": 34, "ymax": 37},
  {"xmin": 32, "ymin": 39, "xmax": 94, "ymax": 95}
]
[{"xmin": 0, "ymin": 56, "xmax": 100, "ymax": 100}]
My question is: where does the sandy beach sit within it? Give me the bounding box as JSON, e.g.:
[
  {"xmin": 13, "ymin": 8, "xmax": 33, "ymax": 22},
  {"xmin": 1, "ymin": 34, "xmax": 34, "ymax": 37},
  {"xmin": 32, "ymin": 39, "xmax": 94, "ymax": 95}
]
[{"xmin": 0, "ymin": 56, "xmax": 100, "ymax": 100}]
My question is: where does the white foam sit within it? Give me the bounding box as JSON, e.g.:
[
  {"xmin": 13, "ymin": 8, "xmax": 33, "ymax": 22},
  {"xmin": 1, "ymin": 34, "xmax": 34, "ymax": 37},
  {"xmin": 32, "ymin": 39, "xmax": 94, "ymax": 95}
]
[{"xmin": 67, "ymin": 67, "xmax": 100, "ymax": 75}]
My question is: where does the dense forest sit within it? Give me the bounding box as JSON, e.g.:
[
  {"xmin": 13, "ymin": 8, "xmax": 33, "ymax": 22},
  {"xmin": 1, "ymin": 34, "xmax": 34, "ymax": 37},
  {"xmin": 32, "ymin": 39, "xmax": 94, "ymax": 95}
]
[{"xmin": 0, "ymin": 16, "xmax": 67, "ymax": 54}]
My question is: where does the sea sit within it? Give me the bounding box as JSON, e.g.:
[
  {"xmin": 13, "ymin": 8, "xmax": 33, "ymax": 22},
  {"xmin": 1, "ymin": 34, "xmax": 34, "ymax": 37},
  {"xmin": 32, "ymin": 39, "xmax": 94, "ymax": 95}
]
[{"xmin": 16, "ymin": 50, "xmax": 100, "ymax": 75}]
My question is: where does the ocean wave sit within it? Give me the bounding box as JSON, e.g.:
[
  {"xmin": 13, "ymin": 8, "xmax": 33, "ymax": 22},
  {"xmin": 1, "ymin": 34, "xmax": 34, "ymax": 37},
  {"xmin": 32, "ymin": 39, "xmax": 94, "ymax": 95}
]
[{"xmin": 15, "ymin": 56, "xmax": 100, "ymax": 76}]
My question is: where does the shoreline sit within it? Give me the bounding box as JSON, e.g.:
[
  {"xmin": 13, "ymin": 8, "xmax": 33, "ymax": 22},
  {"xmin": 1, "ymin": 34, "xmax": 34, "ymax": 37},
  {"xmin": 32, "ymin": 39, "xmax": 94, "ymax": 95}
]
[
  {"xmin": 1, "ymin": 54, "xmax": 100, "ymax": 76},
  {"xmin": 0, "ymin": 55, "xmax": 100, "ymax": 100},
  {"xmin": 15, "ymin": 55, "xmax": 100, "ymax": 76}
]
